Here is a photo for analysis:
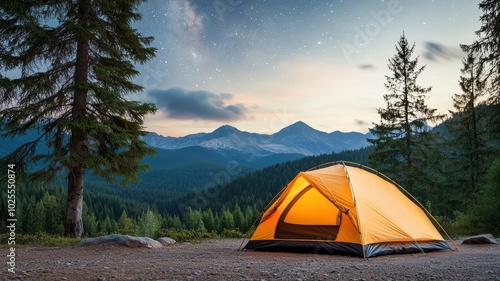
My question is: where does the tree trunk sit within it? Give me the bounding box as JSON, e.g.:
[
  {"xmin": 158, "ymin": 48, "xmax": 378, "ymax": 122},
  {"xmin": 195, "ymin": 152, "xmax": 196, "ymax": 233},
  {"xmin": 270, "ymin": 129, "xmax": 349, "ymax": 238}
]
[
  {"xmin": 65, "ymin": 164, "xmax": 85, "ymax": 237},
  {"xmin": 64, "ymin": 0, "xmax": 90, "ymax": 238}
]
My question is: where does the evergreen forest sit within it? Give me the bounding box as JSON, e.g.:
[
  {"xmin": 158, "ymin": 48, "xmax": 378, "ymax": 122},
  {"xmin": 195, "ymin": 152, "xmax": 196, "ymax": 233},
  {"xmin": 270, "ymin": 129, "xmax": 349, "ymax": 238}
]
[{"xmin": 1, "ymin": 0, "xmax": 500, "ymax": 241}]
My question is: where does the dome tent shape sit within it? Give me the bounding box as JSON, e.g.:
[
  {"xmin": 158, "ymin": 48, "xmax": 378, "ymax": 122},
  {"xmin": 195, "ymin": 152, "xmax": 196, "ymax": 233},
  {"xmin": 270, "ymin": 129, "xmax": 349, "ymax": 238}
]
[{"xmin": 243, "ymin": 161, "xmax": 451, "ymax": 258}]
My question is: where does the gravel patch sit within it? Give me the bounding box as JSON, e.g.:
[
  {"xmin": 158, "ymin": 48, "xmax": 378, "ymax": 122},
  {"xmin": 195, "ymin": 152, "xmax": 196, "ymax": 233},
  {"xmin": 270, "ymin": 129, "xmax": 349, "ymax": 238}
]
[{"xmin": 6, "ymin": 239, "xmax": 500, "ymax": 281}]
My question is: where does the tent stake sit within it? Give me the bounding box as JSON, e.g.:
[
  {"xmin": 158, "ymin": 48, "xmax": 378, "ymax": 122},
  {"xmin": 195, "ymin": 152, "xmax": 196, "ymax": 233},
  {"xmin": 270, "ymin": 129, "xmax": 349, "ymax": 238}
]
[{"xmin": 414, "ymin": 239, "xmax": 426, "ymax": 256}]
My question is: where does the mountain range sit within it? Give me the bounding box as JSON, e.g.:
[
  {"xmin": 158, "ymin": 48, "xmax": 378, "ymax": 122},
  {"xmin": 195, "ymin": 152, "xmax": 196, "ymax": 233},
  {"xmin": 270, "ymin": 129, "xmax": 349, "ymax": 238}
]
[
  {"xmin": 143, "ymin": 121, "xmax": 372, "ymax": 161},
  {"xmin": 0, "ymin": 121, "xmax": 373, "ymax": 192},
  {"xmin": 136, "ymin": 121, "xmax": 373, "ymax": 190}
]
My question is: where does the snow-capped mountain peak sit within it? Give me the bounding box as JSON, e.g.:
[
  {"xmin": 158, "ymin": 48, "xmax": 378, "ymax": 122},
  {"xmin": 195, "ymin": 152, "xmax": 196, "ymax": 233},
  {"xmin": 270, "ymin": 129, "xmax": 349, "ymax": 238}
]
[{"xmin": 142, "ymin": 121, "xmax": 371, "ymax": 157}]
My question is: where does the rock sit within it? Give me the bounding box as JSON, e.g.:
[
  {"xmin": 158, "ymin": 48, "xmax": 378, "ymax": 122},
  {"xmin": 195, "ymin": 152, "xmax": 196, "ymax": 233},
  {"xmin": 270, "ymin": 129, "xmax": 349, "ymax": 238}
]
[
  {"xmin": 462, "ymin": 234, "xmax": 497, "ymax": 244},
  {"xmin": 157, "ymin": 237, "xmax": 176, "ymax": 246},
  {"xmin": 79, "ymin": 234, "xmax": 163, "ymax": 249}
]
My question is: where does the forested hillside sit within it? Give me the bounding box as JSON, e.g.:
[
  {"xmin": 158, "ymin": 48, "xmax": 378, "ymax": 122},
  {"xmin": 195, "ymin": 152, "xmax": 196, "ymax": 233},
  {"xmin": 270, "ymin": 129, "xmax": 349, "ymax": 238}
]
[
  {"xmin": 1, "ymin": 108, "xmax": 499, "ymax": 238},
  {"xmin": 0, "ymin": 146, "xmax": 373, "ymax": 237},
  {"xmin": 179, "ymin": 146, "xmax": 373, "ymax": 217}
]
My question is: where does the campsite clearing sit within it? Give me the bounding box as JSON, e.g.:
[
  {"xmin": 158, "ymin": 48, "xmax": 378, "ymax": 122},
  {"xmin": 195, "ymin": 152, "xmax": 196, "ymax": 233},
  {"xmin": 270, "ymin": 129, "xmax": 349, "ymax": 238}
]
[{"xmin": 11, "ymin": 238, "xmax": 500, "ymax": 281}]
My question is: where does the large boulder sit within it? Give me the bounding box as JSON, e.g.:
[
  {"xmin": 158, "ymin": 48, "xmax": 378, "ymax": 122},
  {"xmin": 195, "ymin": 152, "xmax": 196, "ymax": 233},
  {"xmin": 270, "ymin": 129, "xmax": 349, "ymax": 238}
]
[
  {"xmin": 79, "ymin": 234, "xmax": 163, "ymax": 249},
  {"xmin": 462, "ymin": 234, "xmax": 497, "ymax": 244},
  {"xmin": 157, "ymin": 237, "xmax": 176, "ymax": 246}
]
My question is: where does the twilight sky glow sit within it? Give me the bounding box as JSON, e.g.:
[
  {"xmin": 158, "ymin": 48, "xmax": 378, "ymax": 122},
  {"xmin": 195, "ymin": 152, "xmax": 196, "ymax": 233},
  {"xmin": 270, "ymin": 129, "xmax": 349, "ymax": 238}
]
[{"xmin": 133, "ymin": 0, "xmax": 482, "ymax": 137}]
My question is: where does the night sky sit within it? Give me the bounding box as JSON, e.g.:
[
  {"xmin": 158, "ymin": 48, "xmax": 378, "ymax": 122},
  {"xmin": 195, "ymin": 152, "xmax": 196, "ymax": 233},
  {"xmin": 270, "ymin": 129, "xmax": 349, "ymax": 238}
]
[{"xmin": 133, "ymin": 0, "xmax": 481, "ymax": 137}]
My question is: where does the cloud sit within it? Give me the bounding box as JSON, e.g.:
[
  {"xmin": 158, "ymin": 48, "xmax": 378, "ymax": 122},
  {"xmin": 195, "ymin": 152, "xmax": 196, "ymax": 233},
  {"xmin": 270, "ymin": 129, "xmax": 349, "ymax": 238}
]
[
  {"xmin": 355, "ymin": 119, "xmax": 370, "ymax": 126},
  {"xmin": 422, "ymin": 41, "xmax": 464, "ymax": 62},
  {"xmin": 358, "ymin": 64, "xmax": 375, "ymax": 70},
  {"xmin": 148, "ymin": 87, "xmax": 248, "ymax": 121}
]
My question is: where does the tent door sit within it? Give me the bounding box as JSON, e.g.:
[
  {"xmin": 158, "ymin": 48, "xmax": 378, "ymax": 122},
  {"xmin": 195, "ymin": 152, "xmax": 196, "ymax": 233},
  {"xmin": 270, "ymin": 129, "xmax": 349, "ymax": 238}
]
[{"xmin": 275, "ymin": 185, "xmax": 341, "ymax": 240}]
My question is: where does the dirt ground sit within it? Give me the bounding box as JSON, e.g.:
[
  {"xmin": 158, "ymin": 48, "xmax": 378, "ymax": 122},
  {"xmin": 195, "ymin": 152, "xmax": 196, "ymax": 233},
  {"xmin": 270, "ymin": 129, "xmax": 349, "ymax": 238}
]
[{"xmin": 4, "ymin": 239, "xmax": 500, "ymax": 281}]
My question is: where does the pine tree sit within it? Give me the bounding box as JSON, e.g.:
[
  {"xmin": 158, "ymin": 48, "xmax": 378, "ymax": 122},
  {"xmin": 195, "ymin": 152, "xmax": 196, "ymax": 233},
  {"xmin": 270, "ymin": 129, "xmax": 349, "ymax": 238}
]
[
  {"xmin": 0, "ymin": 0, "xmax": 156, "ymax": 237},
  {"xmin": 168, "ymin": 214, "xmax": 185, "ymax": 229},
  {"xmin": 447, "ymin": 53, "xmax": 488, "ymax": 198},
  {"xmin": 202, "ymin": 209, "xmax": 216, "ymax": 232},
  {"xmin": 82, "ymin": 202, "xmax": 98, "ymax": 237},
  {"xmin": 462, "ymin": 0, "xmax": 500, "ymax": 140},
  {"xmin": 232, "ymin": 203, "xmax": 244, "ymax": 231},
  {"xmin": 23, "ymin": 199, "xmax": 37, "ymax": 234},
  {"xmin": 368, "ymin": 33, "xmax": 445, "ymax": 190},
  {"xmin": 118, "ymin": 210, "xmax": 136, "ymax": 235},
  {"xmin": 244, "ymin": 205, "xmax": 257, "ymax": 231},
  {"xmin": 39, "ymin": 192, "xmax": 65, "ymax": 235},
  {"xmin": 471, "ymin": 157, "xmax": 500, "ymax": 233},
  {"xmin": 187, "ymin": 208, "xmax": 205, "ymax": 231},
  {"xmin": 98, "ymin": 215, "xmax": 112, "ymax": 235},
  {"xmin": 33, "ymin": 201, "xmax": 46, "ymax": 233},
  {"xmin": 136, "ymin": 210, "xmax": 160, "ymax": 238},
  {"xmin": 219, "ymin": 209, "xmax": 234, "ymax": 231}
]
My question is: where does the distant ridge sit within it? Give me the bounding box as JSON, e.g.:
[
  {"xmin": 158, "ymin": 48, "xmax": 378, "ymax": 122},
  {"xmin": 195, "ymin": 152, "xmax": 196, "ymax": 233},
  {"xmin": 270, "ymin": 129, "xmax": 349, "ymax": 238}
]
[
  {"xmin": 142, "ymin": 121, "xmax": 372, "ymax": 157},
  {"xmin": 0, "ymin": 121, "xmax": 373, "ymax": 192}
]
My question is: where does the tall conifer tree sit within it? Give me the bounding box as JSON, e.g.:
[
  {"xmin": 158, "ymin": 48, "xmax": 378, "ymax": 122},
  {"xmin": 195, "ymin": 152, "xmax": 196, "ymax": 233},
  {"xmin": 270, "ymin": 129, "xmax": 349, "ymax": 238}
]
[
  {"xmin": 462, "ymin": 0, "xmax": 500, "ymax": 140},
  {"xmin": 0, "ymin": 0, "xmax": 156, "ymax": 237},
  {"xmin": 460, "ymin": 0, "xmax": 500, "ymax": 231},
  {"xmin": 368, "ymin": 33, "xmax": 444, "ymax": 191},
  {"xmin": 447, "ymin": 53, "xmax": 487, "ymax": 198}
]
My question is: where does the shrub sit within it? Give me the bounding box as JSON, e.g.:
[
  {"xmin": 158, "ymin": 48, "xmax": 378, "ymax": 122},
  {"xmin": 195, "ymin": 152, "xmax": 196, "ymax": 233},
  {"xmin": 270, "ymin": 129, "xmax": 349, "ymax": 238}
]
[
  {"xmin": 155, "ymin": 228, "xmax": 218, "ymax": 242},
  {"xmin": 136, "ymin": 210, "xmax": 161, "ymax": 238},
  {"xmin": 449, "ymin": 211, "xmax": 479, "ymax": 236},
  {"xmin": 221, "ymin": 229, "xmax": 243, "ymax": 238}
]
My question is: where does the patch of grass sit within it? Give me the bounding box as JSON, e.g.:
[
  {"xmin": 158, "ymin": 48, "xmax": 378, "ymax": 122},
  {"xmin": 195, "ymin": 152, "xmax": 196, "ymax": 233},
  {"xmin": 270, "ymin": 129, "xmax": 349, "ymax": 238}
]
[
  {"xmin": 0, "ymin": 232, "xmax": 80, "ymax": 247},
  {"xmin": 154, "ymin": 228, "xmax": 247, "ymax": 243},
  {"xmin": 221, "ymin": 229, "xmax": 243, "ymax": 238},
  {"xmin": 155, "ymin": 228, "xmax": 219, "ymax": 242}
]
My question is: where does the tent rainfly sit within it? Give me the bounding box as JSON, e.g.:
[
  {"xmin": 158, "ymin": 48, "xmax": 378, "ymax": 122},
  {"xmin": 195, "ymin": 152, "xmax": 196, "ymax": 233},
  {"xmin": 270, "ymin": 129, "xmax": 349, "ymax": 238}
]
[{"xmin": 243, "ymin": 161, "xmax": 451, "ymax": 258}]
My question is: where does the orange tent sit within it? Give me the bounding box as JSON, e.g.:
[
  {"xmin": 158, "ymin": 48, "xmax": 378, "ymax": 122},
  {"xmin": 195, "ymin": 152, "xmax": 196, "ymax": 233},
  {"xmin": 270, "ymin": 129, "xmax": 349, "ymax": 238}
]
[{"xmin": 244, "ymin": 161, "xmax": 450, "ymax": 257}]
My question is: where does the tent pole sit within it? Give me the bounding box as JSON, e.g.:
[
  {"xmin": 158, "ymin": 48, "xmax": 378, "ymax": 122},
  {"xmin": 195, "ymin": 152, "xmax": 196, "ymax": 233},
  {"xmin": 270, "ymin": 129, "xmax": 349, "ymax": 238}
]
[{"xmin": 340, "ymin": 161, "xmax": 366, "ymax": 259}]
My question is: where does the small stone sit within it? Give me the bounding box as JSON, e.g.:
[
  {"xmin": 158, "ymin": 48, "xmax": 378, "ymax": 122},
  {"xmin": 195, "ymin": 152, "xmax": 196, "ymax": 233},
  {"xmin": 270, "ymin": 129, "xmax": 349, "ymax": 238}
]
[
  {"xmin": 79, "ymin": 234, "xmax": 162, "ymax": 249},
  {"xmin": 157, "ymin": 237, "xmax": 176, "ymax": 246},
  {"xmin": 462, "ymin": 234, "xmax": 497, "ymax": 244}
]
